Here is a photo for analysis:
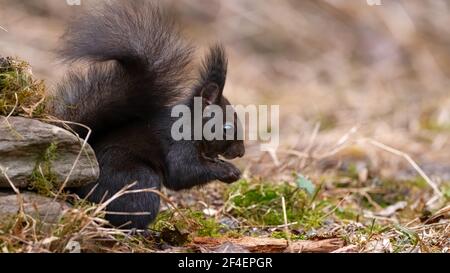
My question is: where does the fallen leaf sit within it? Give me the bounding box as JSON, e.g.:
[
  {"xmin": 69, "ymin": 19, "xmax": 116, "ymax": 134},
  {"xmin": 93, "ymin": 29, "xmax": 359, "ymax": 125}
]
[{"xmin": 296, "ymin": 175, "xmax": 316, "ymax": 197}]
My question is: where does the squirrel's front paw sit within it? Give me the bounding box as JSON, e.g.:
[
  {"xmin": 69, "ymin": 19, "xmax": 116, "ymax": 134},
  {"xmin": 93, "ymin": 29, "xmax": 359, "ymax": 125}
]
[{"xmin": 216, "ymin": 161, "xmax": 241, "ymax": 183}]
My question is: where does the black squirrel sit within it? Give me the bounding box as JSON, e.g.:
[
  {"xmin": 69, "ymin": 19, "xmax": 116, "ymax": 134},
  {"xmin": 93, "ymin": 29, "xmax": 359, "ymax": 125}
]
[{"xmin": 49, "ymin": 0, "xmax": 245, "ymax": 229}]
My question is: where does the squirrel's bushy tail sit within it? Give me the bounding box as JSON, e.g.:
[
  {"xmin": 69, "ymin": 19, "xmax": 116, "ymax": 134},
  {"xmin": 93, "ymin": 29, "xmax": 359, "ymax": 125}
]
[{"xmin": 51, "ymin": 0, "xmax": 193, "ymax": 137}]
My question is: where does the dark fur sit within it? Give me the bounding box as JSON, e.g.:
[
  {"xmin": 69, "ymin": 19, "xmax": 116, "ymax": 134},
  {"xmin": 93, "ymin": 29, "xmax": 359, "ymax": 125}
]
[{"xmin": 50, "ymin": 0, "xmax": 245, "ymax": 229}]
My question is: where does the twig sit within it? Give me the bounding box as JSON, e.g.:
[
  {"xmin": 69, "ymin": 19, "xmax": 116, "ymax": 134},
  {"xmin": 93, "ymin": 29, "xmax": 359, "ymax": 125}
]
[
  {"xmin": 23, "ymin": 96, "xmax": 46, "ymax": 118},
  {"xmin": 315, "ymin": 126, "xmax": 359, "ymax": 159},
  {"xmin": 1, "ymin": 93, "xmax": 21, "ymax": 135},
  {"xmin": 71, "ymin": 183, "xmax": 140, "ymax": 235},
  {"xmin": 36, "ymin": 119, "xmax": 94, "ymax": 224},
  {"xmin": 0, "ymin": 167, "xmax": 21, "ymax": 197},
  {"xmin": 362, "ymin": 192, "xmax": 383, "ymax": 210},
  {"xmin": 104, "ymin": 211, "xmax": 152, "ymax": 216},
  {"xmin": 276, "ymin": 222, "xmax": 298, "ymax": 228},
  {"xmin": 125, "ymin": 188, "xmax": 194, "ymax": 225},
  {"xmin": 94, "ymin": 183, "xmax": 138, "ymax": 214},
  {"xmin": 6, "ymin": 93, "xmax": 19, "ymax": 120},
  {"xmin": 423, "ymin": 205, "xmax": 450, "ymax": 225},
  {"xmin": 299, "ymin": 122, "xmax": 320, "ymax": 169},
  {"xmin": 40, "ymin": 117, "xmax": 98, "ymax": 175},
  {"xmin": 281, "ymin": 196, "xmax": 294, "ymax": 253},
  {"xmin": 40, "ymin": 119, "xmax": 93, "ymax": 196},
  {"xmin": 266, "ymin": 148, "xmax": 280, "ymax": 166},
  {"xmin": 409, "ymin": 221, "xmax": 450, "ymax": 231},
  {"xmin": 319, "ymin": 194, "xmax": 350, "ymax": 221},
  {"xmin": 1, "ymin": 95, "xmax": 25, "ymax": 142},
  {"xmin": 0, "ymin": 166, "xmax": 25, "ymax": 216},
  {"xmin": 85, "ymin": 182, "xmax": 194, "ymax": 228},
  {"xmin": 0, "ymin": 25, "xmax": 7, "ymax": 32},
  {"xmin": 277, "ymin": 149, "xmax": 309, "ymax": 159},
  {"xmin": 362, "ymin": 138, "xmax": 443, "ymax": 199}
]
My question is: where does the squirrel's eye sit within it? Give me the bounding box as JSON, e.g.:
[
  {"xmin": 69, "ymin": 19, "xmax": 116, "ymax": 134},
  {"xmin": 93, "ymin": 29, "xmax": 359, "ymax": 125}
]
[{"xmin": 224, "ymin": 122, "xmax": 235, "ymax": 132}]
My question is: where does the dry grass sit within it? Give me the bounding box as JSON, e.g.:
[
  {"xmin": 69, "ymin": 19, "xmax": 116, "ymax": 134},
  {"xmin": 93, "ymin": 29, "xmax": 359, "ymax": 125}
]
[{"xmin": 0, "ymin": 57, "xmax": 46, "ymax": 117}]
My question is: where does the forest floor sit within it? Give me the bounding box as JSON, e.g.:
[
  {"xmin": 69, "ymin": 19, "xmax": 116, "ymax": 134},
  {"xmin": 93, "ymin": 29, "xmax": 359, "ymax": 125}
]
[
  {"xmin": 1, "ymin": 120, "xmax": 448, "ymax": 253},
  {"xmin": 1, "ymin": 162, "xmax": 448, "ymax": 253}
]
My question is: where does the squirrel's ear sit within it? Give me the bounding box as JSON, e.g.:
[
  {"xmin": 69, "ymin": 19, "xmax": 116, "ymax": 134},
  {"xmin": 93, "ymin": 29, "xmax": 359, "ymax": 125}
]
[
  {"xmin": 196, "ymin": 45, "xmax": 227, "ymax": 104},
  {"xmin": 201, "ymin": 82, "xmax": 222, "ymax": 105}
]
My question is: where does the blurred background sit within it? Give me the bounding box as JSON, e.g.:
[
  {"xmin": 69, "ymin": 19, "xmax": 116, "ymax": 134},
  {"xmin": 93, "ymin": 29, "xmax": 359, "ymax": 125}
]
[{"xmin": 1, "ymin": 0, "xmax": 450, "ymax": 182}]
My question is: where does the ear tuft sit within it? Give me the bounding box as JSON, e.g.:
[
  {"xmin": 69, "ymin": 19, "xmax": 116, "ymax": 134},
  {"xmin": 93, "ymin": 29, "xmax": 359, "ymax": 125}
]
[
  {"xmin": 199, "ymin": 45, "xmax": 228, "ymax": 90},
  {"xmin": 194, "ymin": 44, "xmax": 228, "ymax": 103}
]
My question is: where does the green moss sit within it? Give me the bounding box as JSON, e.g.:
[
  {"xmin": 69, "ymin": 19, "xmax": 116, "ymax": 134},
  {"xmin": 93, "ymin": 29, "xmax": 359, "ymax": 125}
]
[
  {"xmin": 0, "ymin": 57, "xmax": 47, "ymax": 117},
  {"xmin": 189, "ymin": 211, "xmax": 223, "ymax": 237},
  {"xmin": 151, "ymin": 210, "xmax": 174, "ymax": 231},
  {"xmin": 152, "ymin": 209, "xmax": 225, "ymax": 241},
  {"xmin": 225, "ymin": 180, "xmax": 326, "ymax": 228},
  {"xmin": 29, "ymin": 143, "xmax": 59, "ymax": 196}
]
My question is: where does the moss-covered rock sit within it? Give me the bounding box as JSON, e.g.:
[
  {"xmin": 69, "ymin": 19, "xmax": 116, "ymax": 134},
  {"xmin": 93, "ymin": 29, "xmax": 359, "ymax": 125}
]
[{"xmin": 0, "ymin": 117, "xmax": 99, "ymax": 189}]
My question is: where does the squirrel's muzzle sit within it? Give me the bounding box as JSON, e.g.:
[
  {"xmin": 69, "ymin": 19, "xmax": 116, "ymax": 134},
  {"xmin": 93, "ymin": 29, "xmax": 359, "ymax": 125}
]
[{"xmin": 223, "ymin": 142, "xmax": 245, "ymax": 159}]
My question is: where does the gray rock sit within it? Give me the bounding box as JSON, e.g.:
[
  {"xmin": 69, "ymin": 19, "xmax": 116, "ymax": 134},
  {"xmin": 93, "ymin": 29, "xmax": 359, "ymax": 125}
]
[
  {"xmin": 0, "ymin": 191, "xmax": 70, "ymax": 223},
  {"xmin": 0, "ymin": 116, "xmax": 99, "ymax": 189}
]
